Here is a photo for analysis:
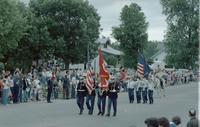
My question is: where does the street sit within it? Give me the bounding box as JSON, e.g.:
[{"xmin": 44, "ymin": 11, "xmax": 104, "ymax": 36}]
[{"xmin": 0, "ymin": 82, "xmax": 198, "ymax": 127}]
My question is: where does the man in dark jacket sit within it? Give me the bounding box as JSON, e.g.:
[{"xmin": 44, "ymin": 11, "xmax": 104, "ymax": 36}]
[
  {"xmin": 106, "ymin": 77, "xmax": 120, "ymax": 117},
  {"xmin": 62, "ymin": 73, "xmax": 70, "ymax": 99},
  {"xmin": 76, "ymin": 77, "xmax": 87, "ymax": 115},
  {"xmin": 97, "ymin": 85, "xmax": 107, "ymax": 116},
  {"xmin": 187, "ymin": 109, "xmax": 199, "ymax": 127},
  {"xmin": 47, "ymin": 75, "xmax": 54, "ymax": 103},
  {"xmin": 86, "ymin": 85, "xmax": 96, "ymax": 115}
]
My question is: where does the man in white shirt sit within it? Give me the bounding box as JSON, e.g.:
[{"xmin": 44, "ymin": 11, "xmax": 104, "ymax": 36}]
[{"xmin": 127, "ymin": 77, "xmax": 135, "ymax": 103}]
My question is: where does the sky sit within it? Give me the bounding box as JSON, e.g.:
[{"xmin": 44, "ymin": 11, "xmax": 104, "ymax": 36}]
[
  {"xmin": 22, "ymin": 0, "xmax": 167, "ymax": 41},
  {"xmin": 88, "ymin": 0, "xmax": 167, "ymax": 42}
]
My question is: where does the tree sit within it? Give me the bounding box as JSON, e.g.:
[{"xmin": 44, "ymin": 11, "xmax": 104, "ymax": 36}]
[
  {"xmin": 161, "ymin": 0, "xmax": 199, "ymax": 69},
  {"xmin": 143, "ymin": 41, "xmax": 159, "ymax": 62},
  {"xmin": 112, "ymin": 3, "xmax": 148, "ymax": 68},
  {"xmin": 29, "ymin": 0, "xmax": 100, "ymax": 68},
  {"xmin": 0, "ymin": 0, "xmax": 27, "ymax": 70}
]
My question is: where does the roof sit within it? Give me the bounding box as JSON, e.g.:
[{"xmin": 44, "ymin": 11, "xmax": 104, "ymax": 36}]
[{"xmin": 100, "ymin": 45, "xmax": 123, "ymax": 56}]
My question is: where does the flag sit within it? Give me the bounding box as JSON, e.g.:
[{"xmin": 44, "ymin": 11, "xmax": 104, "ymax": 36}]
[
  {"xmin": 86, "ymin": 63, "xmax": 94, "ymax": 94},
  {"xmin": 137, "ymin": 53, "xmax": 150, "ymax": 78},
  {"xmin": 98, "ymin": 48, "xmax": 109, "ymax": 88}
]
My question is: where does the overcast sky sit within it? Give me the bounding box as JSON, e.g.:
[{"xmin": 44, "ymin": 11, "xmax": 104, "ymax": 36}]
[
  {"xmin": 88, "ymin": 0, "xmax": 167, "ymax": 41},
  {"xmin": 22, "ymin": 0, "xmax": 167, "ymax": 41}
]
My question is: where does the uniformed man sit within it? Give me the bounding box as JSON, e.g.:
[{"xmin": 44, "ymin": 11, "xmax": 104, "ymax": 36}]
[
  {"xmin": 76, "ymin": 76, "xmax": 87, "ymax": 115},
  {"xmin": 142, "ymin": 77, "xmax": 148, "ymax": 104},
  {"xmin": 97, "ymin": 85, "xmax": 107, "ymax": 116},
  {"xmin": 106, "ymin": 77, "xmax": 120, "ymax": 117},
  {"xmin": 127, "ymin": 76, "xmax": 135, "ymax": 103},
  {"xmin": 136, "ymin": 77, "xmax": 142, "ymax": 104},
  {"xmin": 86, "ymin": 84, "xmax": 96, "ymax": 115},
  {"xmin": 148, "ymin": 76, "xmax": 154, "ymax": 104}
]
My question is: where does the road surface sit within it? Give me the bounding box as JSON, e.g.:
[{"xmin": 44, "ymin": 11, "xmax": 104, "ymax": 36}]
[{"xmin": 0, "ymin": 82, "xmax": 198, "ymax": 127}]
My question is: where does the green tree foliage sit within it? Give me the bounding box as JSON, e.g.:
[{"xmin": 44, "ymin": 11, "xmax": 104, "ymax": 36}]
[
  {"xmin": 0, "ymin": 0, "xmax": 27, "ymax": 70},
  {"xmin": 29, "ymin": 0, "xmax": 100, "ymax": 67},
  {"xmin": 161, "ymin": 0, "xmax": 199, "ymax": 69},
  {"xmin": 104, "ymin": 54, "xmax": 118, "ymax": 67},
  {"xmin": 112, "ymin": 3, "xmax": 148, "ymax": 68},
  {"xmin": 143, "ymin": 41, "xmax": 159, "ymax": 62}
]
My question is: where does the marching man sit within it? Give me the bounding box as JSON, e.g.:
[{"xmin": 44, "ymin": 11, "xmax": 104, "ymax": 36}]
[
  {"xmin": 76, "ymin": 76, "xmax": 87, "ymax": 115},
  {"xmin": 106, "ymin": 77, "xmax": 120, "ymax": 117}
]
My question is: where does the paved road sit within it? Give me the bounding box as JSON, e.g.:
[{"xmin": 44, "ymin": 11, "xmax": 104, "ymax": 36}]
[{"xmin": 0, "ymin": 82, "xmax": 198, "ymax": 127}]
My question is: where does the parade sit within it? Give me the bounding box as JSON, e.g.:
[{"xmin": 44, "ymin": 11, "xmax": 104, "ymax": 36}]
[{"xmin": 0, "ymin": 0, "xmax": 199, "ymax": 127}]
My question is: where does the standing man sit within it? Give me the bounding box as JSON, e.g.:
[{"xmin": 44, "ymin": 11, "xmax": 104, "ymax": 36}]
[
  {"xmin": 106, "ymin": 77, "xmax": 120, "ymax": 117},
  {"xmin": 47, "ymin": 73, "xmax": 55, "ymax": 103},
  {"xmin": 1, "ymin": 74, "xmax": 10, "ymax": 105},
  {"xmin": 62, "ymin": 71, "xmax": 70, "ymax": 99},
  {"xmin": 76, "ymin": 76, "xmax": 87, "ymax": 115},
  {"xmin": 187, "ymin": 109, "xmax": 199, "ymax": 127}
]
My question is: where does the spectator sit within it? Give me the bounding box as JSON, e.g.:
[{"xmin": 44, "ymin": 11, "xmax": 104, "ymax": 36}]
[
  {"xmin": 170, "ymin": 116, "xmax": 181, "ymax": 127},
  {"xmin": 2, "ymin": 73, "xmax": 11, "ymax": 105},
  {"xmin": 145, "ymin": 117, "xmax": 159, "ymax": 127},
  {"xmin": 62, "ymin": 72, "xmax": 70, "ymax": 99},
  {"xmin": 158, "ymin": 117, "xmax": 170, "ymax": 127},
  {"xmin": 187, "ymin": 109, "xmax": 199, "ymax": 127}
]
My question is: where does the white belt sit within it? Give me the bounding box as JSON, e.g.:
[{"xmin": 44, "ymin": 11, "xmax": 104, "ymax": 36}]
[{"xmin": 78, "ymin": 90, "xmax": 85, "ymax": 91}]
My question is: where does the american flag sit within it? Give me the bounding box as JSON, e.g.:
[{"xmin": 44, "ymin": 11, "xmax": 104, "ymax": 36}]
[
  {"xmin": 137, "ymin": 53, "xmax": 150, "ymax": 78},
  {"xmin": 86, "ymin": 63, "xmax": 94, "ymax": 94}
]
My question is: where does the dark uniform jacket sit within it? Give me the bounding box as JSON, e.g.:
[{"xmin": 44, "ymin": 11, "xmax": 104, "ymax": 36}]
[
  {"xmin": 77, "ymin": 82, "xmax": 87, "ymax": 97},
  {"xmin": 96, "ymin": 86, "xmax": 107, "ymax": 97},
  {"xmin": 187, "ymin": 117, "xmax": 199, "ymax": 127},
  {"xmin": 47, "ymin": 79, "xmax": 53, "ymax": 89},
  {"xmin": 107, "ymin": 81, "xmax": 120, "ymax": 99}
]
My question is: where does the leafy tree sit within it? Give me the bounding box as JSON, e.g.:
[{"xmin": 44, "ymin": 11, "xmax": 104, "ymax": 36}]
[
  {"xmin": 0, "ymin": 0, "xmax": 27, "ymax": 70},
  {"xmin": 29, "ymin": 0, "xmax": 100, "ymax": 68},
  {"xmin": 104, "ymin": 54, "xmax": 118, "ymax": 67},
  {"xmin": 143, "ymin": 41, "xmax": 159, "ymax": 61},
  {"xmin": 161, "ymin": 0, "xmax": 199, "ymax": 69},
  {"xmin": 112, "ymin": 3, "xmax": 148, "ymax": 68}
]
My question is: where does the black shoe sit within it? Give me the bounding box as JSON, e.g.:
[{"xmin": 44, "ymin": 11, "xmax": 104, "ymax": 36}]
[
  {"xmin": 97, "ymin": 112, "xmax": 102, "ymax": 115},
  {"xmin": 113, "ymin": 113, "xmax": 116, "ymax": 117},
  {"xmin": 101, "ymin": 112, "xmax": 104, "ymax": 116},
  {"xmin": 79, "ymin": 111, "xmax": 83, "ymax": 115},
  {"xmin": 47, "ymin": 101, "xmax": 53, "ymax": 103},
  {"xmin": 88, "ymin": 111, "xmax": 93, "ymax": 115},
  {"xmin": 106, "ymin": 114, "xmax": 110, "ymax": 117}
]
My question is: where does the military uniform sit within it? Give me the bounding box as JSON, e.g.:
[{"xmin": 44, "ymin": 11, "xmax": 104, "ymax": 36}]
[
  {"xmin": 136, "ymin": 78, "xmax": 142, "ymax": 104},
  {"xmin": 97, "ymin": 86, "xmax": 107, "ymax": 116},
  {"xmin": 142, "ymin": 78, "xmax": 148, "ymax": 104},
  {"xmin": 148, "ymin": 78, "xmax": 154, "ymax": 104},
  {"xmin": 127, "ymin": 79, "xmax": 135, "ymax": 103},
  {"xmin": 106, "ymin": 80, "xmax": 120, "ymax": 117},
  {"xmin": 86, "ymin": 86, "xmax": 96, "ymax": 115},
  {"xmin": 76, "ymin": 80, "xmax": 87, "ymax": 115}
]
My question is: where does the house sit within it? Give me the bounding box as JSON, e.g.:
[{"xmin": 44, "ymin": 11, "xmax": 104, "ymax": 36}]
[{"xmin": 91, "ymin": 36, "xmax": 123, "ymax": 73}]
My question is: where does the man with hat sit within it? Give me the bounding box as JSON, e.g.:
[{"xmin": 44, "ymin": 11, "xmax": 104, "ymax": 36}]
[
  {"xmin": 106, "ymin": 76, "xmax": 120, "ymax": 117},
  {"xmin": 76, "ymin": 76, "xmax": 87, "ymax": 115}
]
